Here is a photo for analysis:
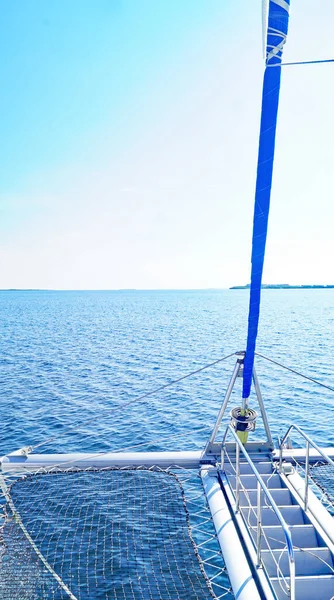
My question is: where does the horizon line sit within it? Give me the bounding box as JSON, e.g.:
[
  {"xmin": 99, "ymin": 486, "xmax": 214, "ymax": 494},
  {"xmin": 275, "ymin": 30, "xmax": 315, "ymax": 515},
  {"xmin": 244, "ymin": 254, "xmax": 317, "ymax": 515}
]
[{"xmin": 0, "ymin": 287, "xmax": 230, "ymax": 292}]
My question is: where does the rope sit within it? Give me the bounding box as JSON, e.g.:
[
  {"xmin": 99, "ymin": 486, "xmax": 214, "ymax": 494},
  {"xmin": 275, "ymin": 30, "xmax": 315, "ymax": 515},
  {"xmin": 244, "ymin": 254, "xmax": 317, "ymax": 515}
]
[
  {"xmin": 255, "ymin": 352, "xmax": 334, "ymax": 392},
  {"xmin": 32, "ymin": 352, "xmax": 235, "ymax": 451}
]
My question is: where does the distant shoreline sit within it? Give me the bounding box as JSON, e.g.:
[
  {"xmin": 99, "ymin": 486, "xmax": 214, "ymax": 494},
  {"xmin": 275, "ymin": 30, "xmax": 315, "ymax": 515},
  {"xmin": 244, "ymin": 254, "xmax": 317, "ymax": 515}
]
[
  {"xmin": 1, "ymin": 286, "xmax": 333, "ymax": 292},
  {"xmin": 230, "ymin": 284, "xmax": 334, "ymax": 290}
]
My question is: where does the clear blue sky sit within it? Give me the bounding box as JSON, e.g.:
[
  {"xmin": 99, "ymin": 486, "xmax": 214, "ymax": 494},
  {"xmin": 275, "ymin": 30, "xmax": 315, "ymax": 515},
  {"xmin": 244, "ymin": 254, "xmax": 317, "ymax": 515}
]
[{"xmin": 1, "ymin": 0, "xmax": 333, "ymax": 289}]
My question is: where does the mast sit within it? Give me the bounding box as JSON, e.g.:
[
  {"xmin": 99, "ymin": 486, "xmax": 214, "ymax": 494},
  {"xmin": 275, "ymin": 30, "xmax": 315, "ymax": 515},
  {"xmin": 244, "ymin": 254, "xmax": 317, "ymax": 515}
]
[{"xmin": 242, "ymin": 0, "xmax": 291, "ymax": 399}]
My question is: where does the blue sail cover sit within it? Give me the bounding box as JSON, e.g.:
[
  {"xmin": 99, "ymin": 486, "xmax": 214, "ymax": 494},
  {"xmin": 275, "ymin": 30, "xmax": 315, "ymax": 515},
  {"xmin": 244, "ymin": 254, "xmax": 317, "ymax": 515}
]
[{"xmin": 242, "ymin": 0, "xmax": 290, "ymax": 399}]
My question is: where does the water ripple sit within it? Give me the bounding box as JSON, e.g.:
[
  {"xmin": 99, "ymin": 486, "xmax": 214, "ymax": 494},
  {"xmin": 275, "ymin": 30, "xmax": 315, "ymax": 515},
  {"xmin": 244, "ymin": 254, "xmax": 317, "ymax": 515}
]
[{"xmin": 0, "ymin": 289, "xmax": 333, "ymax": 455}]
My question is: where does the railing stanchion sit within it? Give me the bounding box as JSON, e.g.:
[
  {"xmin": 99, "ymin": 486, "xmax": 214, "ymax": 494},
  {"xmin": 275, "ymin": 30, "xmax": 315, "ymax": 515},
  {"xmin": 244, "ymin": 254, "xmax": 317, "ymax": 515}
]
[
  {"xmin": 305, "ymin": 440, "xmax": 310, "ymax": 512},
  {"xmin": 290, "ymin": 554, "xmax": 296, "ymax": 600},
  {"xmin": 279, "ymin": 442, "xmax": 283, "ymax": 472},
  {"xmin": 256, "ymin": 481, "xmax": 262, "ymax": 567},
  {"xmin": 235, "ymin": 442, "xmax": 240, "ymax": 512}
]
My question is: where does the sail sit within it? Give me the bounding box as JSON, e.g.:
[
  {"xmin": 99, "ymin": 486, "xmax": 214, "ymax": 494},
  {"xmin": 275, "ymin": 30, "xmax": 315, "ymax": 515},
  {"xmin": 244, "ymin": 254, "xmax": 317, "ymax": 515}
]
[{"xmin": 242, "ymin": 0, "xmax": 290, "ymax": 399}]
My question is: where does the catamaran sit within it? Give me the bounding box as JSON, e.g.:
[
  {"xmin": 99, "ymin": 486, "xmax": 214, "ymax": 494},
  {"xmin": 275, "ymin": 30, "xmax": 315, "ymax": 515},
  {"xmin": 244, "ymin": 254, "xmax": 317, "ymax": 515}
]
[{"xmin": 1, "ymin": 1, "xmax": 334, "ymax": 599}]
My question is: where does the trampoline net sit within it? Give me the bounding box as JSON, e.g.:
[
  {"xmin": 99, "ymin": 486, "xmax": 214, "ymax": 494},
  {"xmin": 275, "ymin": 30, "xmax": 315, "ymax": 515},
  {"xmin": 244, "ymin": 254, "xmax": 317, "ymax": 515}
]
[
  {"xmin": 0, "ymin": 467, "xmax": 232, "ymax": 600},
  {"xmin": 309, "ymin": 461, "xmax": 334, "ymax": 512}
]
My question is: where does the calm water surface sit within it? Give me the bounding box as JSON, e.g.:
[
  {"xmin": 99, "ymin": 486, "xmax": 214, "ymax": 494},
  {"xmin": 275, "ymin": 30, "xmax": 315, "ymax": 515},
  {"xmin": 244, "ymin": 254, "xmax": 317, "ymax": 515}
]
[{"xmin": 1, "ymin": 289, "xmax": 333, "ymax": 456}]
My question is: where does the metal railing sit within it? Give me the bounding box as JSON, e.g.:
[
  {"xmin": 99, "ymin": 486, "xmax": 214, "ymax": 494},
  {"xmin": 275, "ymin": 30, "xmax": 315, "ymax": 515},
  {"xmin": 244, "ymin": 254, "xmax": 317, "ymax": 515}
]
[
  {"xmin": 279, "ymin": 423, "xmax": 334, "ymax": 512},
  {"xmin": 222, "ymin": 425, "xmax": 295, "ymax": 600}
]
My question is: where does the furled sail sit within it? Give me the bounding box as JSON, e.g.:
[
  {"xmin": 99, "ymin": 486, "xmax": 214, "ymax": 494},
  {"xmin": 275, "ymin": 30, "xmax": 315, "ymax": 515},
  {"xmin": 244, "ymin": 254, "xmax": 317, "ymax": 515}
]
[{"xmin": 242, "ymin": 0, "xmax": 291, "ymax": 399}]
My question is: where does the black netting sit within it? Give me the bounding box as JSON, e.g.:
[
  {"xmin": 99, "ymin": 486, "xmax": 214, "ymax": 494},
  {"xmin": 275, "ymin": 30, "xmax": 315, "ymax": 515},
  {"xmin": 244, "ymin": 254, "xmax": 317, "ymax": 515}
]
[
  {"xmin": 310, "ymin": 462, "xmax": 334, "ymax": 510},
  {"xmin": 0, "ymin": 469, "xmax": 225, "ymax": 600}
]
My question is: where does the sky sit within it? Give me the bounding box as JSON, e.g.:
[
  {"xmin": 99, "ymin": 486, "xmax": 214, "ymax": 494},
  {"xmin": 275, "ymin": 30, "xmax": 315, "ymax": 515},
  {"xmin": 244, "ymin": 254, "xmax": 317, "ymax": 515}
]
[{"xmin": 1, "ymin": 0, "xmax": 334, "ymax": 290}]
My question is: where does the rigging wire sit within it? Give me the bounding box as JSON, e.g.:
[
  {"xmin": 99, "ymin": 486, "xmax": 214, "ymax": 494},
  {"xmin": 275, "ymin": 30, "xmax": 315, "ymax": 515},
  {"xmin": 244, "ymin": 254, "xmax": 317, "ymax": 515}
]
[
  {"xmin": 255, "ymin": 352, "xmax": 334, "ymax": 393},
  {"xmin": 268, "ymin": 58, "xmax": 334, "ymax": 67},
  {"xmin": 32, "ymin": 352, "xmax": 235, "ymax": 451},
  {"xmin": 20, "ymin": 425, "xmax": 212, "ymax": 474}
]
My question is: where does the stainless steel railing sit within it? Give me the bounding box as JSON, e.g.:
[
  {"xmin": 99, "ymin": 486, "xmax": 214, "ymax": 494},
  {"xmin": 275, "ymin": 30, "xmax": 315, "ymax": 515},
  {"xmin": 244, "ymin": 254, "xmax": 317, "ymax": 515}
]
[
  {"xmin": 222, "ymin": 425, "xmax": 296, "ymax": 600},
  {"xmin": 279, "ymin": 423, "xmax": 334, "ymax": 512}
]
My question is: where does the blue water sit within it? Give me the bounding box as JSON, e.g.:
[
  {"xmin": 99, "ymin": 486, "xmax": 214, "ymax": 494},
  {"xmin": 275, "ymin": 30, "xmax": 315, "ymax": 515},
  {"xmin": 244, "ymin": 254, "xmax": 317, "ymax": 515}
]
[{"xmin": 1, "ymin": 289, "xmax": 333, "ymax": 457}]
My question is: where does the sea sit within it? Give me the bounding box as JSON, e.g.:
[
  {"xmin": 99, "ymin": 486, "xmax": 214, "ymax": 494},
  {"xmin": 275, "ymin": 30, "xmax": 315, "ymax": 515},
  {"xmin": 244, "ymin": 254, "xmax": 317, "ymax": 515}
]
[{"xmin": 1, "ymin": 288, "xmax": 333, "ymax": 457}]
